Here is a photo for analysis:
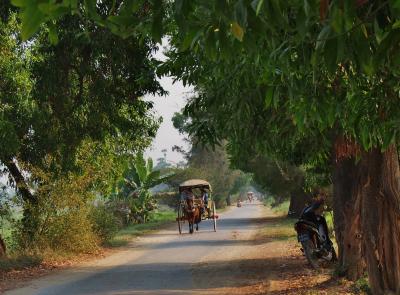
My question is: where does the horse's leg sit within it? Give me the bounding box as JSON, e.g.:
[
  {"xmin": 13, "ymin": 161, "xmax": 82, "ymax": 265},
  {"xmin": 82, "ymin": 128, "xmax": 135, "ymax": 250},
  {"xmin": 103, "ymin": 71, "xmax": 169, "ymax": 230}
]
[
  {"xmin": 189, "ymin": 217, "xmax": 194, "ymax": 234},
  {"xmin": 195, "ymin": 209, "xmax": 200, "ymax": 231}
]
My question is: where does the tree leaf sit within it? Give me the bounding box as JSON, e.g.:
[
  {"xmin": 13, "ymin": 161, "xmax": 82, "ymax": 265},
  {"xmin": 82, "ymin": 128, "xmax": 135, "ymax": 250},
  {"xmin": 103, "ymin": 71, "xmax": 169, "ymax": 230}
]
[
  {"xmin": 316, "ymin": 25, "xmax": 331, "ymax": 51},
  {"xmin": 146, "ymin": 157, "xmax": 153, "ymax": 173},
  {"xmin": 48, "ymin": 22, "xmax": 59, "ymax": 44},
  {"xmin": 20, "ymin": 3, "xmax": 46, "ymax": 40},
  {"xmin": 324, "ymin": 37, "xmax": 337, "ymax": 73},
  {"xmin": 151, "ymin": 0, "xmax": 163, "ymax": 42},
  {"xmin": 265, "ymin": 87, "xmax": 274, "ymax": 108},
  {"xmin": 360, "ymin": 24, "xmax": 368, "ymax": 38},
  {"xmin": 134, "ymin": 153, "xmax": 147, "ymax": 185},
  {"xmin": 231, "ymin": 21, "xmax": 244, "ymax": 41},
  {"xmin": 251, "ymin": 0, "xmax": 264, "ymax": 16},
  {"xmin": 234, "ymin": 0, "xmax": 247, "ymax": 27},
  {"xmin": 304, "ymin": 0, "xmax": 311, "ymax": 17},
  {"xmin": 10, "ymin": 0, "xmax": 28, "ymax": 7}
]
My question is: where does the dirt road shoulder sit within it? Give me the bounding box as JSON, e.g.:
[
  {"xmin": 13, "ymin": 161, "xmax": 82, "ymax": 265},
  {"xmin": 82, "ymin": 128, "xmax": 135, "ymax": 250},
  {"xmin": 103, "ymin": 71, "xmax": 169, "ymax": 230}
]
[{"xmin": 192, "ymin": 207, "xmax": 363, "ymax": 295}]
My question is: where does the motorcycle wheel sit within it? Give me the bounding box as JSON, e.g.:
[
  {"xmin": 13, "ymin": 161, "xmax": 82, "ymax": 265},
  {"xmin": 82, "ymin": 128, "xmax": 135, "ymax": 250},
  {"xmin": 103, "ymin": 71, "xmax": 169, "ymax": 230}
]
[{"xmin": 301, "ymin": 239, "xmax": 320, "ymax": 269}]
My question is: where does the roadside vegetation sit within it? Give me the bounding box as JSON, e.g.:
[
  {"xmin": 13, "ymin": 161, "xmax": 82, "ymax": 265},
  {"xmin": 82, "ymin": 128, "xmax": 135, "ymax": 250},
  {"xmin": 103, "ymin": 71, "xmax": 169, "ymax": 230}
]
[
  {"xmin": 107, "ymin": 209, "xmax": 175, "ymax": 247},
  {"xmin": 3, "ymin": 0, "xmax": 400, "ymax": 293}
]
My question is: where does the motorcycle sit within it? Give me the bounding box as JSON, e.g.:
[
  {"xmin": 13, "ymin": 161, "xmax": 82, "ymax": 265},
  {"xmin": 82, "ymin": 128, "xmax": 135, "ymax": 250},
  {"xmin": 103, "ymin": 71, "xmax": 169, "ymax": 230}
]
[
  {"xmin": 294, "ymin": 218, "xmax": 337, "ymax": 268},
  {"xmin": 236, "ymin": 200, "xmax": 242, "ymax": 207}
]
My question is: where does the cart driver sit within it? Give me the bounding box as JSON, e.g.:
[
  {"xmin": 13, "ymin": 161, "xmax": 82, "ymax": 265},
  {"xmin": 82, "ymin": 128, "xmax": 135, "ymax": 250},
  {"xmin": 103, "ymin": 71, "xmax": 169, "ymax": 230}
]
[
  {"xmin": 201, "ymin": 188, "xmax": 210, "ymax": 216},
  {"xmin": 181, "ymin": 188, "xmax": 194, "ymax": 201}
]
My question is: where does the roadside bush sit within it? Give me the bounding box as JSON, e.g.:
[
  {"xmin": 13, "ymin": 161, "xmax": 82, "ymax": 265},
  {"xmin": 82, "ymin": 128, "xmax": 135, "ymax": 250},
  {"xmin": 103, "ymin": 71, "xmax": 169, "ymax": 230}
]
[
  {"xmin": 350, "ymin": 276, "xmax": 371, "ymax": 294},
  {"xmin": 155, "ymin": 192, "xmax": 179, "ymax": 208},
  {"xmin": 214, "ymin": 196, "xmax": 227, "ymax": 209},
  {"xmin": 13, "ymin": 165, "xmax": 100, "ymax": 255},
  {"xmin": 90, "ymin": 204, "xmax": 120, "ymax": 243},
  {"xmin": 13, "ymin": 197, "xmax": 99, "ymax": 255}
]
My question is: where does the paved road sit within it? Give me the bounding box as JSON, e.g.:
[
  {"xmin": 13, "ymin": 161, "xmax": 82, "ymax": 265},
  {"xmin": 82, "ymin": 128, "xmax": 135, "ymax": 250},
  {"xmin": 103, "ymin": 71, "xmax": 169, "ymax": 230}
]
[{"xmin": 5, "ymin": 202, "xmax": 265, "ymax": 295}]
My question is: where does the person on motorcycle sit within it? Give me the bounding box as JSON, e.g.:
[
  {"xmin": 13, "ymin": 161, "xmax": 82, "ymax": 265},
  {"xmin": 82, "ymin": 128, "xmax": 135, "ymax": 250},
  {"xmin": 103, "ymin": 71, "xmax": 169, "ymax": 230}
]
[{"xmin": 300, "ymin": 198, "xmax": 333, "ymax": 248}]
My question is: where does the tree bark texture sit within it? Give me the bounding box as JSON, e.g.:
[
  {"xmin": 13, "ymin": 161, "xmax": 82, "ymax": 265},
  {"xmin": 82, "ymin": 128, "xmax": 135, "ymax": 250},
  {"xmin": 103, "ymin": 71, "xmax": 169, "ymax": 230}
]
[
  {"xmin": 0, "ymin": 234, "xmax": 6, "ymax": 257},
  {"xmin": 356, "ymin": 145, "xmax": 400, "ymax": 294},
  {"xmin": 333, "ymin": 156, "xmax": 365, "ymax": 280}
]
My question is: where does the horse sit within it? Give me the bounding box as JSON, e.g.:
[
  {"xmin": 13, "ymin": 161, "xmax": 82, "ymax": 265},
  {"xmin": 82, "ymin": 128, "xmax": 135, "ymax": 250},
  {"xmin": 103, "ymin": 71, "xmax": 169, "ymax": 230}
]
[{"xmin": 185, "ymin": 198, "xmax": 201, "ymax": 234}]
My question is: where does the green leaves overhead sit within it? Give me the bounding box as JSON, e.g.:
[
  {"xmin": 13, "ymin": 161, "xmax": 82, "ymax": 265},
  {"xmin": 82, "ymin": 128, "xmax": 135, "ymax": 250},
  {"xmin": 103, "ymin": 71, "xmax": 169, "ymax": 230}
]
[
  {"xmin": 11, "ymin": 0, "xmax": 45, "ymax": 40},
  {"xmin": 10, "ymin": 0, "xmax": 166, "ymax": 41},
  {"xmin": 10, "ymin": 0, "xmax": 400, "ymax": 152}
]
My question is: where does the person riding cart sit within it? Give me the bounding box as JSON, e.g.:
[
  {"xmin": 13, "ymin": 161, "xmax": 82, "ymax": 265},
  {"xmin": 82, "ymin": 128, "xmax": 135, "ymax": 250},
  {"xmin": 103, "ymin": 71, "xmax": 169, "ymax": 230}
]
[
  {"xmin": 200, "ymin": 188, "xmax": 210, "ymax": 216},
  {"xmin": 176, "ymin": 179, "xmax": 218, "ymax": 234},
  {"xmin": 180, "ymin": 188, "xmax": 194, "ymax": 201}
]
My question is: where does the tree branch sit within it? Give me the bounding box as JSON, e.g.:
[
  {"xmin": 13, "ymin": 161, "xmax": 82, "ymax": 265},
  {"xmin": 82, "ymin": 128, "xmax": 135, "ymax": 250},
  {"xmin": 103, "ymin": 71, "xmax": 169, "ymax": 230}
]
[{"xmin": 4, "ymin": 159, "xmax": 36, "ymax": 204}]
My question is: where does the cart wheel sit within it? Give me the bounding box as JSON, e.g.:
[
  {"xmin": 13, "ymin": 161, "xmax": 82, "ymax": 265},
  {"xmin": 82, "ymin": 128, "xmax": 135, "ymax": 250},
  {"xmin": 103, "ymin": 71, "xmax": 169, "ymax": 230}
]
[
  {"xmin": 177, "ymin": 203, "xmax": 184, "ymax": 234},
  {"xmin": 212, "ymin": 202, "xmax": 217, "ymax": 232}
]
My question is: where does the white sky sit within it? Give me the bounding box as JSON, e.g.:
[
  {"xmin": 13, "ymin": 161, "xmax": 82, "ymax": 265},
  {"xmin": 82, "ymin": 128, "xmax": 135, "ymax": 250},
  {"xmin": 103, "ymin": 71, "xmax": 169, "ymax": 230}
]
[{"xmin": 144, "ymin": 40, "xmax": 193, "ymax": 164}]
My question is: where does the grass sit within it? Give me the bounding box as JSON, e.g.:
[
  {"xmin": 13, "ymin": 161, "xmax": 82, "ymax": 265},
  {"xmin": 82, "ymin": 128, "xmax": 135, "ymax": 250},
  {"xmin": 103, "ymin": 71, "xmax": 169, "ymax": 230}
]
[
  {"xmin": 349, "ymin": 276, "xmax": 372, "ymax": 295},
  {"xmin": 106, "ymin": 209, "xmax": 176, "ymax": 247},
  {"xmin": 1, "ymin": 208, "xmax": 176, "ymax": 267},
  {"xmin": 260, "ymin": 216, "xmax": 297, "ymax": 241},
  {"xmin": 270, "ymin": 200, "xmax": 290, "ymax": 216}
]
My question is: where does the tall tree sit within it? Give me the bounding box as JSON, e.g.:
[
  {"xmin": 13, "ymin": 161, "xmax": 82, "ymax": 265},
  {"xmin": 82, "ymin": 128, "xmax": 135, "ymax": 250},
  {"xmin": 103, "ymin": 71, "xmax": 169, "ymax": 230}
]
[
  {"xmin": 11, "ymin": 0, "xmax": 400, "ymax": 291},
  {"xmin": 0, "ymin": 11, "xmax": 164, "ymax": 238}
]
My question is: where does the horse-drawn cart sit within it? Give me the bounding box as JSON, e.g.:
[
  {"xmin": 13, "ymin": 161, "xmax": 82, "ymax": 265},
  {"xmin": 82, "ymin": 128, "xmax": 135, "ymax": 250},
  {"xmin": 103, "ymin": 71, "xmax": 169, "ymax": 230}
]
[{"xmin": 177, "ymin": 179, "xmax": 218, "ymax": 234}]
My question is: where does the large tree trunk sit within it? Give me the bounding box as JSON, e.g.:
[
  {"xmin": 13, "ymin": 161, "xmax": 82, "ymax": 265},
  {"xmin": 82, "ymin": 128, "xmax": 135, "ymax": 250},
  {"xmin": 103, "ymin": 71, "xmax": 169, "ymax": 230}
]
[
  {"xmin": 0, "ymin": 234, "xmax": 6, "ymax": 257},
  {"xmin": 356, "ymin": 145, "xmax": 400, "ymax": 294},
  {"xmin": 333, "ymin": 156, "xmax": 365, "ymax": 280}
]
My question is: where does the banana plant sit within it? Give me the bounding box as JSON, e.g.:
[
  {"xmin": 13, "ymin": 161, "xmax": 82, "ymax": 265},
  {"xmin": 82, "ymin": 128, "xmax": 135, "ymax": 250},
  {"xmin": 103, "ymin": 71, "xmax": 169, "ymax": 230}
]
[{"xmin": 119, "ymin": 153, "xmax": 174, "ymax": 223}]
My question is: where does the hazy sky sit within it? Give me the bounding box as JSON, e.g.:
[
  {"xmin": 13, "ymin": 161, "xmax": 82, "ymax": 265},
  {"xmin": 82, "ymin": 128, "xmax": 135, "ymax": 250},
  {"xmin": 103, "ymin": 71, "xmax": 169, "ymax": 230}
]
[{"xmin": 144, "ymin": 40, "xmax": 193, "ymax": 164}]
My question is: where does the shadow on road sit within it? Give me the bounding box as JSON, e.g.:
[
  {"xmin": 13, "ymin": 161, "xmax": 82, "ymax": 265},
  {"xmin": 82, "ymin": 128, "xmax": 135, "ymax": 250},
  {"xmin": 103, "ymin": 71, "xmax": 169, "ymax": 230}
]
[{"xmin": 42, "ymin": 256, "xmax": 301, "ymax": 295}]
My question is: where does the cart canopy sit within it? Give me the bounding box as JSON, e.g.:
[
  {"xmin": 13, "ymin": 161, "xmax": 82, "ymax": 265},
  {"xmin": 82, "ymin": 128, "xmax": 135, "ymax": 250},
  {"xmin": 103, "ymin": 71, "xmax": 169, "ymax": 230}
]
[{"xmin": 179, "ymin": 179, "xmax": 212, "ymax": 192}]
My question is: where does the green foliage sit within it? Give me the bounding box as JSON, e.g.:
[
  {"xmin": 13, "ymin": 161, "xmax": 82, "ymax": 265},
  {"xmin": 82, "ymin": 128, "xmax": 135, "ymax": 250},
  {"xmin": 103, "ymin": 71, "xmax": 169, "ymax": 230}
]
[
  {"xmin": 11, "ymin": 0, "xmax": 167, "ymax": 41},
  {"xmin": 9, "ymin": 138, "xmax": 134, "ymax": 254},
  {"xmin": 13, "ymin": 163, "xmax": 99, "ymax": 254},
  {"xmin": 350, "ymin": 276, "xmax": 372, "ymax": 295},
  {"xmin": 0, "ymin": 14, "xmax": 33, "ymax": 161},
  {"xmin": 111, "ymin": 154, "xmax": 174, "ymax": 223},
  {"xmin": 270, "ymin": 200, "xmax": 290, "ymax": 216},
  {"xmin": 107, "ymin": 208, "xmax": 175, "ymax": 247},
  {"xmin": 90, "ymin": 204, "xmax": 120, "ymax": 244},
  {"xmin": 169, "ymin": 143, "xmax": 250, "ymax": 208},
  {"xmin": 0, "ymin": 192, "xmax": 14, "ymax": 229},
  {"xmin": 0, "ymin": 12, "xmax": 163, "ymax": 255}
]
